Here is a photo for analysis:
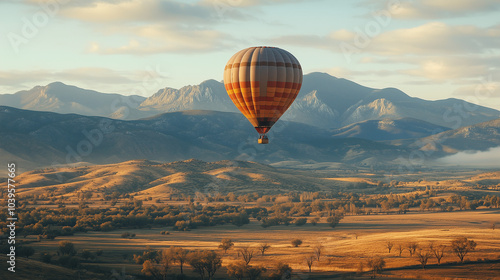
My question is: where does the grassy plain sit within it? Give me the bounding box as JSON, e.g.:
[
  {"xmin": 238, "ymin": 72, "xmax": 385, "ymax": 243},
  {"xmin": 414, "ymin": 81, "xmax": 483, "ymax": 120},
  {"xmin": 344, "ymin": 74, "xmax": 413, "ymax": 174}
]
[{"xmin": 16, "ymin": 209, "xmax": 500, "ymax": 279}]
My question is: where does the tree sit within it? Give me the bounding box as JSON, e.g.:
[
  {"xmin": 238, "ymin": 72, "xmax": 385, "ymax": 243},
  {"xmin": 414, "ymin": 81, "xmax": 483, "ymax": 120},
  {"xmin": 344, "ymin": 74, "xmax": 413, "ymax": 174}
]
[
  {"xmin": 305, "ymin": 255, "xmax": 315, "ymax": 272},
  {"xmin": 170, "ymin": 246, "xmax": 189, "ymax": 275},
  {"xmin": 314, "ymin": 244, "xmax": 323, "ymax": 261},
  {"xmin": 415, "ymin": 250, "xmax": 432, "ymax": 269},
  {"xmin": 18, "ymin": 246, "xmax": 35, "ymax": 258},
  {"xmin": 58, "ymin": 241, "xmax": 76, "ymax": 256},
  {"xmin": 238, "ymin": 247, "xmax": 254, "ymax": 265},
  {"xmin": 366, "ymin": 257, "xmax": 385, "ymax": 278},
  {"xmin": 294, "ymin": 218, "xmax": 307, "ymax": 226},
  {"xmin": 407, "ymin": 242, "xmax": 419, "ymax": 256},
  {"xmin": 218, "ymin": 238, "xmax": 234, "ymax": 253},
  {"xmin": 227, "ymin": 261, "xmax": 246, "ymax": 280},
  {"xmin": 258, "ymin": 243, "xmax": 270, "ymax": 256},
  {"xmin": 451, "ymin": 237, "xmax": 476, "ymax": 263},
  {"xmin": 429, "ymin": 243, "xmax": 446, "ymax": 265},
  {"xmin": 291, "ymin": 239, "xmax": 303, "ymax": 247},
  {"xmin": 246, "ymin": 265, "xmax": 266, "ymax": 280},
  {"xmin": 386, "ymin": 241, "xmax": 394, "ymax": 253},
  {"xmin": 141, "ymin": 248, "xmax": 173, "ymax": 280},
  {"xmin": 134, "ymin": 247, "xmax": 161, "ymax": 264},
  {"xmin": 327, "ymin": 212, "xmax": 344, "ymax": 228},
  {"xmin": 188, "ymin": 250, "xmax": 222, "ymax": 280},
  {"xmin": 397, "ymin": 244, "xmax": 404, "ymax": 256},
  {"xmin": 142, "ymin": 260, "xmax": 163, "ymax": 280},
  {"xmin": 269, "ymin": 262, "xmax": 292, "ymax": 280}
]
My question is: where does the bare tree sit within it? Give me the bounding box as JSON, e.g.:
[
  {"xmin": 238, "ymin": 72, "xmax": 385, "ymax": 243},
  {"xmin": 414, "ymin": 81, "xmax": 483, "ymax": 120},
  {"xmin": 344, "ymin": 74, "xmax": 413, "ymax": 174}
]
[
  {"xmin": 313, "ymin": 244, "xmax": 324, "ymax": 261},
  {"xmin": 258, "ymin": 243, "xmax": 270, "ymax": 256},
  {"xmin": 386, "ymin": 241, "xmax": 394, "ymax": 253},
  {"xmin": 218, "ymin": 238, "xmax": 234, "ymax": 253},
  {"xmin": 451, "ymin": 237, "xmax": 476, "ymax": 263},
  {"xmin": 407, "ymin": 242, "xmax": 419, "ymax": 256},
  {"xmin": 238, "ymin": 247, "xmax": 254, "ymax": 265},
  {"xmin": 366, "ymin": 257, "xmax": 385, "ymax": 278},
  {"xmin": 491, "ymin": 222, "xmax": 496, "ymax": 230},
  {"xmin": 397, "ymin": 244, "xmax": 404, "ymax": 256},
  {"xmin": 415, "ymin": 250, "xmax": 432, "ymax": 269},
  {"xmin": 305, "ymin": 255, "xmax": 315, "ymax": 273},
  {"xmin": 429, "ymin": 243, "xmax": 446, "ymax": 265}
]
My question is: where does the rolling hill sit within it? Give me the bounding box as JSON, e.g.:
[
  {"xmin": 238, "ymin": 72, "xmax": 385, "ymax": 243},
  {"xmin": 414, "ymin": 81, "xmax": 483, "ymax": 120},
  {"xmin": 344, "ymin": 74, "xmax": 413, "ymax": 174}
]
[{"xmin": 14, "ymin": 159, "xmax": 359, "ymax": 198}]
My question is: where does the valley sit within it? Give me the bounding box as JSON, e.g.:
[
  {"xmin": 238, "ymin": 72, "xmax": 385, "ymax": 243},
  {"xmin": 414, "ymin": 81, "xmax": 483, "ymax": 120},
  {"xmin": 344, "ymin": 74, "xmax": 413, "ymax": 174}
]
[{"xmin": 1, "ymin": 159, "xmax": 499, "ymax": 279}]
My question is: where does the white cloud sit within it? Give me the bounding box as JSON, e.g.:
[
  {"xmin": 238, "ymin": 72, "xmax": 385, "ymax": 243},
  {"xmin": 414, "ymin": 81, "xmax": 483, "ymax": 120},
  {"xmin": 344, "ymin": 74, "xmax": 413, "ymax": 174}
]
[
  {"xmin": 272, "ymin": 22, "xmax": 500, "ymax": 83},
  {"xmin": 61, "ymin": 0, "xmax": 220, "ymax": 23},
  {"xmin": 437, "ymin": 146, "xmax": 500, "ymax": 167},
  {"xmin": 198, "ymin": 0, "xmax": 314, "ymax": 8},
  {"xmin": 363, "ymin": 0, "xmax": 500, "ymax": 19},
  {"xmin": 87, "ymin": 25, "xmax": 234, "ymax": 54},
  {"xmin": 273, "ymin": 23, "xmax": 500, "ymax": 56},
  {"xmin": 366, "ymin": 22, "xmax": 500, "ymax": 55}
]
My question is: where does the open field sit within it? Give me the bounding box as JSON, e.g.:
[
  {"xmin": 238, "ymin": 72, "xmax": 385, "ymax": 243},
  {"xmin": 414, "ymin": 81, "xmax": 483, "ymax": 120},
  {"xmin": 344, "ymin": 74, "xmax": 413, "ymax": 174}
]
[{"xmin": 16, "ymin": 209, "xmax": 500, "ymax": 279}]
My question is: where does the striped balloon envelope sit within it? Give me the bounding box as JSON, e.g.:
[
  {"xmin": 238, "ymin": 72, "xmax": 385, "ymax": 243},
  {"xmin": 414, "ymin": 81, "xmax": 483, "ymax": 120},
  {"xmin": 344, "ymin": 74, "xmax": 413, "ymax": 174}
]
[{"xmin": 223, "ymin": 46, "xmax": 303, "ymax": 144}]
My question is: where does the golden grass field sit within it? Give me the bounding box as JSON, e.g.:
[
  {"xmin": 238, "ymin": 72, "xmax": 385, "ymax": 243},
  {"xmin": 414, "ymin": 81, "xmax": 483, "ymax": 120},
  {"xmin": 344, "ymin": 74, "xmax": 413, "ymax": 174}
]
[{"xmin": 21, "ymin": 209, "xmax": 500, "ymax": 279}]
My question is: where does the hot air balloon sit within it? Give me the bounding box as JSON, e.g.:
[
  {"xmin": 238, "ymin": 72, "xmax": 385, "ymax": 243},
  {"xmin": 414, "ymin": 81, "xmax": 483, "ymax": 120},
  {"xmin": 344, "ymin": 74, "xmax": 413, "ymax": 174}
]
[{"xmin": 224, "ymin": 46, "xmax": 303, "ymax": 144}]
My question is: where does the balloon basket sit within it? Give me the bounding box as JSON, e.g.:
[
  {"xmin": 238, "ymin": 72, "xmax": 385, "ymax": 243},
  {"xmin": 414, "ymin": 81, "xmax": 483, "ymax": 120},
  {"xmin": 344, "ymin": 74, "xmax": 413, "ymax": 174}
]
[{"xmin": 258, "ymin": 134, "xmax": 269, "ymax": 144}]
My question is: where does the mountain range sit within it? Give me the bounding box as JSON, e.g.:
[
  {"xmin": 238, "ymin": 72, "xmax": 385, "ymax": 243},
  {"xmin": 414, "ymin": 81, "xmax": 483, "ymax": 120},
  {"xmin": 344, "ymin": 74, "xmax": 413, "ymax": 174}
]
[
  {"xmin": 1, "ymin": 105, "xmax": 499, "ymax": 173},
  {"xmin": 1, "ymin": 73, "xmax": 500, "ymax": 172},
  {"xmin": 0, "ymin": 106, "xmax": 409, "ymax": 172},
  {"xmin": 0, "ymin": 82, "xmax": 146, "ymax": 117},
  {"xmin": 2, "ymin": 73, "xmax": 499, "ymax": 130}
]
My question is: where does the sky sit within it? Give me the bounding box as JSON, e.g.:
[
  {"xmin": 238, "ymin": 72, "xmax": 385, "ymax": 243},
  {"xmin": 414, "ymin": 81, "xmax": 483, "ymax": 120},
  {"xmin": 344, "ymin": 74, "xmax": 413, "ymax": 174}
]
[{"xmin": 1, "ymin": 0, "xmax": 500, "ymax": 110}]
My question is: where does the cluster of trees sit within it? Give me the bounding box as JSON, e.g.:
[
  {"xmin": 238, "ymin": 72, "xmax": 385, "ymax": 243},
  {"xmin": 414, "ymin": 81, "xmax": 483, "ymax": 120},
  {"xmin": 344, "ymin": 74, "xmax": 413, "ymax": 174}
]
[
  {"xmin": 0, "ymin": 203, "xmax": 255, "ymax": 238},
  {"xmin": 384, "ymin": 237, "xmax": 477, "ymax": 269},
  {"xmin": 136, "ymin": 244, "xmax": 294, "ymax": 280},
  {"xmin": 1, "ymin": 188, "xmax": 497, "ymax": 242}
]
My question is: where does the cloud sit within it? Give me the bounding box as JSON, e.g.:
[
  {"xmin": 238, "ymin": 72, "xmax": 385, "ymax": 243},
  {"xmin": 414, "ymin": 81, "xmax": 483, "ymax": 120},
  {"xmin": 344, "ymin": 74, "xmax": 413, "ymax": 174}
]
[
  {"xmin": 87, "ymin": 25, "xmax": 234, "ymax": 54},
  {"xmin": 61, "ymin": 0, "xmax": 221, "ymax": 23},
  {"xmin": 402, "ymin": 57, "xmax": 493, "ymax": 81},
  {"xmin": 198, "ymin": 0, "xmax": 314, "ymax": 8},
  {"xmin": 437, "ymin": 146, "xmax": 500, "ymax": 167},
  {"xmin": 272, "ymin": 23, "xmax": 500, "ymax": 56},
  {"xmin": 365, "ymin": 22, "xmax": 500, "ymax": 56},
  {"xmin": 22, "ymin": 0, "xmax": 243, "ymax": 54},
  {"xmin": 272, "ymin": 22, "xmax": 500, "ymax": 83},
  {"xmin": 363, "ymin": 0, "xmax": 500, "ymax": 19}
]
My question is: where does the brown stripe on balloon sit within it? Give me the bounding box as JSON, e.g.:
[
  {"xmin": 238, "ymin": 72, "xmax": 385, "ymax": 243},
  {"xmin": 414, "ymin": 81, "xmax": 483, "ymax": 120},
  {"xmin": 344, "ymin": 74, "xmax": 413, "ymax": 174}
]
[{"xmin": 227, "ymin": 62, "xmax": 300, "ymax": 69}]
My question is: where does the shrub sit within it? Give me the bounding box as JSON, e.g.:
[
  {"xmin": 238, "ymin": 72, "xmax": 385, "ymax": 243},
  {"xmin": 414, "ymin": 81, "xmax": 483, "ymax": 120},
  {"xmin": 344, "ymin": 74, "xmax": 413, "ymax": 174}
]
[{"xmin": 291, "ymin": 239, "xmax": 302, "ymax": 247}]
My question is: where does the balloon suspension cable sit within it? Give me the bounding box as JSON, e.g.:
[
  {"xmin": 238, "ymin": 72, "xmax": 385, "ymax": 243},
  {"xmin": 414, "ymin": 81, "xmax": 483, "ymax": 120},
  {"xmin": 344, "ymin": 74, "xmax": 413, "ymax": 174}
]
[{"xmin": 258, "ymin": 133, "xmax": 269, "ymax": 144}]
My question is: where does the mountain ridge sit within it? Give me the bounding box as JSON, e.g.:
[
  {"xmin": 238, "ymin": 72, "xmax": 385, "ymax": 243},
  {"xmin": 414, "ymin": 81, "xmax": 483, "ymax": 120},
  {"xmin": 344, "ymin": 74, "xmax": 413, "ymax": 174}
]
[{"xmin": 2, "ymin": 73, "xmax": 499, "ymax": 129}]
